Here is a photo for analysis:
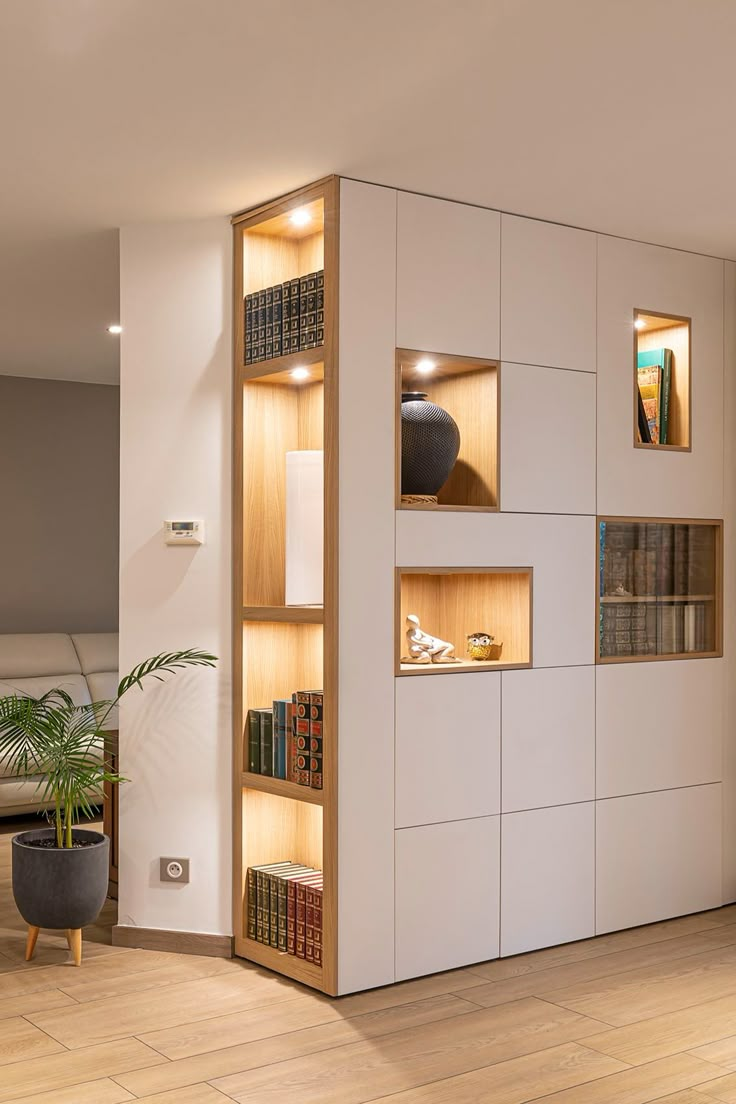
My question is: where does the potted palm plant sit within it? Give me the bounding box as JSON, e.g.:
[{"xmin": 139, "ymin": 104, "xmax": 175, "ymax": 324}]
[{"xmin": 0, "ymin": 648, "xmax": 216, "ymax": 965}]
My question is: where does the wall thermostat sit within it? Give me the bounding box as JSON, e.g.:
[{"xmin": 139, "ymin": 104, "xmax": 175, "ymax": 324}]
[{"xmin": 164, "ymin": 520, "xmax": 205, "ymax": 546}]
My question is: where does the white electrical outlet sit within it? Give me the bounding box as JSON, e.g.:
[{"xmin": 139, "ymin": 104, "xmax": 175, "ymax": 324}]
[{"xmin": 160, "ymin": 857, "xmax": 190, "ymax": 883}]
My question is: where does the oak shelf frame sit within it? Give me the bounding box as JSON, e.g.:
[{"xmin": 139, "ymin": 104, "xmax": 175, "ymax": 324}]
[
  {"xmin": 396, "ymin": 349, "xmax": 500, "ymax": 511},
  {"xmin": 634, "ymin": 308, "xmax": 692, "ymax": 452},
  {"xmin": 241, "ymin": 771, "xmax": 325, "ymax": 806},
  {"xmin": 396, "ymin": 566, "xmax": 533, "ymax": 676},
  {"xmin": 242, "ymin": 606, "xmax": 324, "ymax": 624},
  {"xmin": 232, "ymin": 176, "xmax": 339, "ymax": 995},
  {"xmin": 596, "ymin": 514, "xmax": 723, "ymax": 665}
]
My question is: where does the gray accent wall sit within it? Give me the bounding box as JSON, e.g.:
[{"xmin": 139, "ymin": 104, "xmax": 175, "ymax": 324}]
[{"xmin": 0, "ymin": 375, "xmax": 119, "ymax": 633}]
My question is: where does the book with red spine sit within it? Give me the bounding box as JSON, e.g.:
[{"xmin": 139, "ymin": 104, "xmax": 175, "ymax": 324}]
[
  {"xmin": 309, "ymin": 690, "xmax": 323, "ymax": 790},
  {"xmin": 294, "ymin": 690, "xmax": 311, "ymax": 786},
  {"xmin": 305, "ymin": 876, "xmax": 324, "ymax": 963},
  {"xmin": 295, "ymin": 873, "xmax": 323, "ymax": 959},
  {"xmin": 312, "ymin": 882, "xmax": 324, "ymax": 966}
]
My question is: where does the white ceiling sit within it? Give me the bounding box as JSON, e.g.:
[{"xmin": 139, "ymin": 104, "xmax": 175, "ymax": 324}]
[{"xmin": 2, "ymin": 0, "xmax": 736, "ymax": 385}]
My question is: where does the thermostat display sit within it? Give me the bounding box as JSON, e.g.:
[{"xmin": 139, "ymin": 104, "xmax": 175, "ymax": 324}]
[{"xmin": 164, "ymin": 520, "xmax": 205, "ymax": 546}]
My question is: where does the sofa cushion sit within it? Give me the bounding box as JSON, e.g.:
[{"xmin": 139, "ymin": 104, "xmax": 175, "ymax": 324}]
[
  {"xmin": 0, "ymin": 634, "xmax": 81, "ymax": 679},
  {"xmin": 86, "ymin": 671, "xmax": 119, "ymax": 731},
  {"xmin": 71, "ymin": 633, "xmax": 118, "ymax": 676}
]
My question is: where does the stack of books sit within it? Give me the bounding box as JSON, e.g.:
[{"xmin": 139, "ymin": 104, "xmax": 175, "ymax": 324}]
[
  {"xmin": 244, "ymin": 269, "xmax": 324, "ymax": 364},
  {"xmin": 637, "ymin": 347, "xmax": 672, "ymax": 445},
  {"xmin": 246, "ymin": 862, "xmax": 323, "ymax": 964},
  {"xmin": 245, "ymin": 689, "xmax": 323, "ymax": 790},
  {"xmin": 600, "ymin": 602, "xmax": 656, "ymax": 657}
]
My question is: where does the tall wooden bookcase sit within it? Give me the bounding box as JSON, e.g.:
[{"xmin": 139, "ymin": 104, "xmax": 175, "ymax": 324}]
[
  {"xmin": 233, "ymin": 175, "xmax": 728, "ymax": 998},
  {"xmin": 232, "ymin": 177, "xmax": 338, "ymax": 994}
]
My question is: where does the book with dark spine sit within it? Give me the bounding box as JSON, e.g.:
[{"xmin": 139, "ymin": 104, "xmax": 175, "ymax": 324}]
[
  {"xmin": 245, "ymin": 709, "xmax": 260, "ymax": 774},
  {"xmin": 264, "ymin": 862, "xmax": 308, "ymax": 948},
  {"xmin": 288, "ymin": 692, "xmax": 299, "ymax": 783},
  {"xmin": 316, "ymin": 269, "xmax": 325, "ymax": 347},
  {"xmin": 289, "ymin": 278, "xmax": 300, "ymax": 352},
  {"xmin": 251, "ymin": 861, "xmax": 292, "ymax": 943},
  {"xmin": 273, "ymin": 283, "xmax": 283, "ymax": 359},
  {"xmin": 281, "ymin": 281, "xmax": 291, "ymax": 354},
  {"xmin": 256, "ymin": 289, "xmax": 267, "ymax": 362},
  {"xmin": 277, "ymin": 865, "xmax": 313, "ymax": 952},
  {"xmin": 244, "ymin": 293, "xmax": 253, "ymax": 365},
  {"xmin": 294, "ymin": 690, "xmax": 311, "ymax": 786},
  {"xmin": 254, "ymin": 707, "xmax": 273, "ymax": 777},
  {"xmin": 273, "ymin": 699, "xmax": 290, "ymax": 781},
  {"xmin": 299, "ymin": 275, "xmax": 309, "ymax": 350},
  {"xmin": 309, "ymin": 690, "xmax": 323, "ymax": 790}
]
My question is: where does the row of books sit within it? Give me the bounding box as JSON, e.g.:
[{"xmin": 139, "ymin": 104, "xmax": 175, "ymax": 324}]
[
  {"xmin": 600, "ymin": 601, "xmax": 711, "ymax": 656},
  {"xmin": 600, "ymin": 522, "xmax": 715, "ymax": 597},
  {"xmin": 637, "ymin": 347, "xmax": 672, "ymax": 445},
  {"xmin": 246, "ymin": 861, "xmax": 323, "ymax": 964},
  {"xmin": 244, "ymin": 270, "xmax": 324, "ymax": 364},
  {"xmin": 245, "ymin": 690, "xmax": 323, "ymax": 789}
]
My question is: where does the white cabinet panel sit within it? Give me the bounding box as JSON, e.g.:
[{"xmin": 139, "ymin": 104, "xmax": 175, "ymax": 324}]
[
  {"xmin": 596, "ymin": 659, "xmax": 723, "ymax": 799},
  {"xmin": 501, "ymin": 215, "xmax": 596, "ymax": 373},
  {"xmin": 597, "ymin": 235, "xmax": 724, "ymax": 518},
  {"xmin": 501, "ymin": 803, "xmax": 595, "ymax": 956},
  {"xmin": 596, "ymin": 784, "xmax": 722, "ymax": 934},
  {"xmin": 502, "ymin": 666, "xmax": 595, "ymax": 812},
  {"xmin": 337, "ymin": 179, "xmax": 397, "ymax": 993},
  {"xmin": 396, "ymin": 511, "xmax": 596, "ymax": 668},
  {"xmin": 395, "ymin": 816, "xmax": 500, "ymax": 980},
  {"xmin": 396, "ymin": 672, "xmax": 500, "ymax": 828},
  {"xmin": 397, "ymin": 192, "xmax": 500, "ymax": 359},
  {"xmin": 500, "ymin": 363, "xmax": 596, "ymax": 514}
]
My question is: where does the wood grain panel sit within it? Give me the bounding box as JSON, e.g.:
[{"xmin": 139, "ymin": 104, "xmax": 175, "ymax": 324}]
[
  {"xmin": 0, "ymin": 1080, "xmax": 135, "ymax": 1104},
  {"xmin": 0, "ymin": 1039, "xmax": 165, "ymax": 1104},
  {"xmin": 584, "ymin": 993, "xmax": 736, "ymax": 1065},
  {"xmin": 211, "ymin": 997, "xmax": 616, "ymax": 1104}
]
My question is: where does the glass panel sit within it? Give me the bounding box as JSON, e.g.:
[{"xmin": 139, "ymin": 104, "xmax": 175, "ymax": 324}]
[{"xmin": 599, "ymin": 520, "xmax": 717, "ymax": 659}]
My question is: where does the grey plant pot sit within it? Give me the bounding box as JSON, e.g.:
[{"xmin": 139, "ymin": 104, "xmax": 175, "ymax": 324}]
[{"xmin": 12, "ymin": 829, "xmax": 109, "ymax": 930}]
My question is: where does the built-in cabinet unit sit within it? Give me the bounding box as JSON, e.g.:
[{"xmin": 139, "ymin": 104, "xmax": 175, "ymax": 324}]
[{"xmin": 233, "ymin": 175, "xmax": 728, "ymax": 996}]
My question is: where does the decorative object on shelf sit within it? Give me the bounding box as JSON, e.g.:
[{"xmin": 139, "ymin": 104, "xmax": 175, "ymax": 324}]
[
  {"xmin": 285, "ymin": 450, "xmax": 323, "ymax": 607},
  {"xmin": 466, "ymin": 631, "xmax": 502, "ymax": 662},
  {"xmin": 401, "ymin": 614, "xmax": 460, "ymax": 665},
  {"xmin": 400, "ymin": 392, "xmax": 460, "ymax": 500}
]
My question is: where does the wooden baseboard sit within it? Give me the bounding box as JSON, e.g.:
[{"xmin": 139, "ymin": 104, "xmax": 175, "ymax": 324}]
[{"xmin": 112, "ymin": 924, "xmax": 233, "ymax": 958}]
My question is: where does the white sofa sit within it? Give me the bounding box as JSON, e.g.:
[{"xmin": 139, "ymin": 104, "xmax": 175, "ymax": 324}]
[{"xmin": 0, "ymin": 632, "xmax": 118, "ymax": 816}]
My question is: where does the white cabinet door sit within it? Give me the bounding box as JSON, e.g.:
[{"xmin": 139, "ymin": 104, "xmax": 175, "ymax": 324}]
[
  {"xmin": 596, "ymin": 659, "xmax": 723, "ymax": 799},
  {"xmin": 597, "ymin": 234, "xmax": 724, "ymax": 518},
  {"xmin": 596, "ymin": 784, "xmax": 722, "ymax": 934},
  {"xmin": 501, "ymin": 803, "xmax": 595, "ymax": 956},
  {"xmin": 502, "ymin": 666, "xmax": 595, "ymax": 812},
  {"xmin": 500, "ymin": 362, "xmax": 596, "ymax": 514},
  {"xmin": 501, "ymin": 215, "xmax": 596, "ymax": 373},
  {"xmin": 397, "ymin": 511, "xmax": 596, "ymax": 668},
  {"xmin": 396, "ymin": 672, "xmax": 500, "ymax": 828},
  {"xmin": 395, "ymin": 816, "xmax": 500, "ymax": 980},
  {"xmin": 397, "ymin": 191, "xmax": 500, "ymax": 359}
]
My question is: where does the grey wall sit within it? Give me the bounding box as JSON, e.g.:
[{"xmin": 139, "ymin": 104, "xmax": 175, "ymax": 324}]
[{"xmin": 0, "ymin": 376, "xmax": 119, "ymax": 633}]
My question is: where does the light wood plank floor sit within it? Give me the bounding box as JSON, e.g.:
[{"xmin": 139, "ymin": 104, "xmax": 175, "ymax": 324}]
[{"xmin": 5, "ymin": 820, "xmax": 736, "ymax": 1102}]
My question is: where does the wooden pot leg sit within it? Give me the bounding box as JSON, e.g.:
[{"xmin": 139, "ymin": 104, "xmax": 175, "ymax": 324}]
[
  {"xmin": 66, "ymin": 928, "xmax": 82, "ymax": 967},
  {"xmin": 25, "ymin": 925, "xmax": 40, "ymax": 961}
]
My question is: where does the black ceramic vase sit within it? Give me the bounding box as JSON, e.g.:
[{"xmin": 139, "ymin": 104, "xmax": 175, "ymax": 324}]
[
  {"xmin": 12, "ymin": 828, "xmax": 109, "ymax": 930},
  {"xmin": 401, "ymin": 392, "xmax": 461, "ymax": 496}
]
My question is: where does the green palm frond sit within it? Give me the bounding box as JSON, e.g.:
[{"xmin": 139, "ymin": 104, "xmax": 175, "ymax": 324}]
[{"xmin": 0, "ymin": 648, "xmax": 216, "ymax": 846}]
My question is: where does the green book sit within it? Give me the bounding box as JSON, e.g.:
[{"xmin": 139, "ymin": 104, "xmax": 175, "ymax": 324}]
[
  {"xmin": 254, "ymin": 707, "xmax": 273, "ymax": 777},
  {"xmin": 245, "ymin": 709, "xmax": 260, "ymax": 774},
  {"xmin": 660, "ymin": 348, "xmax": 672, "ymax": 444}
]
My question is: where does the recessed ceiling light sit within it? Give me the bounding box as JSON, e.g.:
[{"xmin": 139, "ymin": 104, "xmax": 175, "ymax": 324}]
[
  {"xmin": 289, "ymin": 208, "xmax": 311, "ymax": 228},
  {"xmin": 415, "ymin": 358, "xmax": 436, "ymax": 374},
  {"xmin": 291, "ymin": 367, "xmax": 309, "ymax": 381},
  {"xmin": 107, "ymin": 324, "xmax": 122, "ymax": 334},
  {"xmin": 635, "ymin": 318, "xmax": 646, "ymax": 330}
]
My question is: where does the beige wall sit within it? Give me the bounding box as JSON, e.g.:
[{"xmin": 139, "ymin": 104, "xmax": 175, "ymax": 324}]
[{"xmin": 0, "ymin": 375, "xmax": 119, "ymax": 633}]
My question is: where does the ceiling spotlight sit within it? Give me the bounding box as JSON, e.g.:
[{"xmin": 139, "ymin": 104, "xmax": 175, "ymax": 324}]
[
  {"xmin": 289, "ymin": 208, "xmax": 311, "ymax": 228},
  {"xmin": 634, "ymin": 318, "xmax": 646, "ymax": 330},
  {"xmin": 107, "ymin": 324, "xmax": 122, "ymax": 334},
  {"xmin": 415, "ymin": 358, "xmax": 436, "ymax": 374},
  {"xmin": 291, "ymin": 367, "xmax": 309, "ymax": 381}
]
